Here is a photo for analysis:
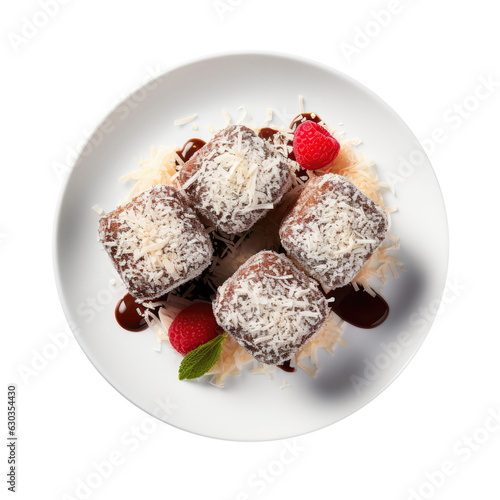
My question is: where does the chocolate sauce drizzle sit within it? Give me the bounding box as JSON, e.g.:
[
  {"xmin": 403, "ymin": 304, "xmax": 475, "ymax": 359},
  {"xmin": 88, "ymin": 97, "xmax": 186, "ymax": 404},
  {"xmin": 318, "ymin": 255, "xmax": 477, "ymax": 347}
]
[
  {"xmin": 277, "ymin": 360, "xmax": 296, "ymax": 373},
  {"xmin": 326, "ymin": 284, "xmax": 389, "ymax": 329}
]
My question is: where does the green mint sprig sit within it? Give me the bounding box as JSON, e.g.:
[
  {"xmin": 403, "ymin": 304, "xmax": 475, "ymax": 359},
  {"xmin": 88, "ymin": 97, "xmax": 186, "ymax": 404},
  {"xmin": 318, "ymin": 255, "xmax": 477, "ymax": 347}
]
[{"xmin": 178, "ymin": 333, "xmax": 227, "ymax": 380}]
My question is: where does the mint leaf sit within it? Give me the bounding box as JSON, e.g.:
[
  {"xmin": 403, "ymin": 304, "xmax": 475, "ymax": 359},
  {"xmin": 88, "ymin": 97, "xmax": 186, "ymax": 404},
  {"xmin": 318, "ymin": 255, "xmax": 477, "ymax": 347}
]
[{"xmin": 178, "ymin": 333, "xmax": 227, "ymax": 380}]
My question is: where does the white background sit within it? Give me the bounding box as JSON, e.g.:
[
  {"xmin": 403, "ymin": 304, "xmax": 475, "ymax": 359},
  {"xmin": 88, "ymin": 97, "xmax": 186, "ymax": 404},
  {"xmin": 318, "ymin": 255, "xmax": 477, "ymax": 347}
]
[{"xmin": 2, "ymin": 1, "xmax": 499, "ymax": 499}]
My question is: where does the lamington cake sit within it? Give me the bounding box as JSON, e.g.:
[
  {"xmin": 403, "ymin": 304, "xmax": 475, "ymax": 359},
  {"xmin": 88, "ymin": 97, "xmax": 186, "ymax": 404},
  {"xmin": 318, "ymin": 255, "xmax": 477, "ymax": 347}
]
[
  {"xmin": 178, "ymin": 125, "xmax": 292, "ymax": 234},
  {"xmin": 213, "ymin": 250, "xmax": 329, "ymax": 365},
  {"xmin": 98, "ymin": 185, "xmax": 213, "ymax": 301},
  {"xmin": 279, "ymin": 173, "xmax": 388, "ymax": 291}
]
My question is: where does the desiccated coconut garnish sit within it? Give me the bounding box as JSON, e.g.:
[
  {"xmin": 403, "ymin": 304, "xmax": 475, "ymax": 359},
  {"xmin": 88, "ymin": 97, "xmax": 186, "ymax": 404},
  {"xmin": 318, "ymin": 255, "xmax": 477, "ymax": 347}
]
[
  {"xmin": 174, "ymin": 114, "xmax": 198, "ymax": 126},
  {"xmin": 119, "ymin": 146, "xmax": 182, "ymax": 201}
]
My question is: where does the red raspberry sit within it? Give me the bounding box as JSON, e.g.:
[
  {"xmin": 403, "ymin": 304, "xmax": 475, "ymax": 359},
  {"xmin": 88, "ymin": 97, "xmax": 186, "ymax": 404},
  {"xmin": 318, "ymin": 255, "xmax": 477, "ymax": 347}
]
[
  {"xmin": 168, "ymin": 302, "xmax": 219, "ymax": 355},
  {"xmin": 293, "ymin": 121, "xmax": 340, "ymax": 170}
]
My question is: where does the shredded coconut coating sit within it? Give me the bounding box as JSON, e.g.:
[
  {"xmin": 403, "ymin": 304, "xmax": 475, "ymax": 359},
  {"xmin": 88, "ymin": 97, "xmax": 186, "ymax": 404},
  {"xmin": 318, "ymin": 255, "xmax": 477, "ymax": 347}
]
[
  {"xmin": 179, "ymin": 125, "xmax": 292, "ymax": 234},
  {"xmin": 98, "ymin": 185, "xmax": 213, "ymax": 302},
  {"xmin": 279, "ymin": 174, "xmax": 388, "ymax": 291},
  {"xmin": 213, "ymin": 250, "xmax": 329, "ymax": 365}
]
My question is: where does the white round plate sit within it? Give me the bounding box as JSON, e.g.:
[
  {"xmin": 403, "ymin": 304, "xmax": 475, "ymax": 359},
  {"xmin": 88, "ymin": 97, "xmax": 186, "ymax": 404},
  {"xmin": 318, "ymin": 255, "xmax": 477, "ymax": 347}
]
[{"xmin": 54, "ymin": 52, "xmax": 448, "ymax": 441}]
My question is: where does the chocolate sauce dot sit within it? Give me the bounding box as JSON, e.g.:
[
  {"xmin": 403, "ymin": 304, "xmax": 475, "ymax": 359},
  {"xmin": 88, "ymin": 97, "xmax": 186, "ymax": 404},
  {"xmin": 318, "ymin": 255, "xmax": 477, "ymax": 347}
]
[
  {"xmin": 115, "ymin": 294, "xmax": 148, "ymax": 332},
  {"xmin": 258, "ymin": 127, "xmax": 279, "ymax": 142},
  {"xmin": 176, "ymin": 138, "xmax": 206, "ymax": 163},
  {"xmin": 289, "ymin": 112, "xmax": 322, "ymax": 131}
]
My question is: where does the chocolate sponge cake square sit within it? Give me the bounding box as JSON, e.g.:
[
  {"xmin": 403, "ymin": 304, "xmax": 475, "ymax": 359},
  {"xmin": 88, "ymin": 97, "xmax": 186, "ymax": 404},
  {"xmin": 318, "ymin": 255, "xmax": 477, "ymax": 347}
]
[
  {"xmin": 179, "ymin": 125, "xmax": 292, "ymax": 234},
  {"xmin": 213, "ymin": 251, "xmax": 329, "ymax": 365},
  {"xmin": 98, "ymin": 185, "xmax": 213, "ymax": 302},
  {"xmin": 279, "ymin": 174, "xmax": 388, "ymax": 291}
]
